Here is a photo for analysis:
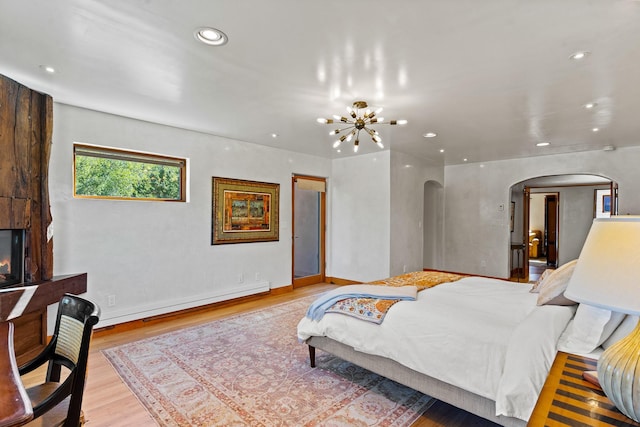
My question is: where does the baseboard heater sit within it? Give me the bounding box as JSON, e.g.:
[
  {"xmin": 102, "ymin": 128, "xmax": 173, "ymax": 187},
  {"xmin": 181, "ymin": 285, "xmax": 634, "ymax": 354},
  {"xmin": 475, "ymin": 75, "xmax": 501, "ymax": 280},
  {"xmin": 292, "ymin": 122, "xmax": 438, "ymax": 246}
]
[{"xmin": 99, "ymin": 281, "xmax": 270, "ymax": 328}]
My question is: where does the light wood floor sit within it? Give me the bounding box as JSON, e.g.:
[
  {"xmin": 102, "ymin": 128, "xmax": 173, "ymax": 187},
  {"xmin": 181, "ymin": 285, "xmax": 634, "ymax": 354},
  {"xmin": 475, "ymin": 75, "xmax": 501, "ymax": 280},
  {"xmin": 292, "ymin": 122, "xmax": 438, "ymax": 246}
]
[{"xmin": 22, "ymin": 283, "xmax": 498, "ymax": 427}]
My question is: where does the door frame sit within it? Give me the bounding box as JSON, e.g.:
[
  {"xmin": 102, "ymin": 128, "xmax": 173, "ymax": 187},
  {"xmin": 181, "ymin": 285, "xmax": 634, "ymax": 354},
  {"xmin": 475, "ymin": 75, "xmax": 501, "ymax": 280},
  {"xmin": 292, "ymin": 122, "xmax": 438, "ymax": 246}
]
[
  {"xmin": 521, "ymin": 177, "xmax": 618, "ymax": 277},
  {"xmin": 292, "ymin": 175, "xmax": 326, "ymax": 288}
]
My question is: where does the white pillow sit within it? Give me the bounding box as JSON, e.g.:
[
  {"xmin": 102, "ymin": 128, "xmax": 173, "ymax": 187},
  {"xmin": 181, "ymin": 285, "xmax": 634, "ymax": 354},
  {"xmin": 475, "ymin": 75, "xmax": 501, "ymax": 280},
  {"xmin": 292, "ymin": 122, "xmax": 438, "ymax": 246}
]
[
  {"xmin": 602, "ymin": 315, "xmax": 639, "ymax": 350},
  {"xmin": 557, "ymin": 304, "xmax": 626, "ymax": 354},
  {"xmin": 530, "ymin": 269, "xmax": 552, "ymax": 293},
  {"xmin": 536, "ymin": 260, "xmax": 578, "ymax": 306}
]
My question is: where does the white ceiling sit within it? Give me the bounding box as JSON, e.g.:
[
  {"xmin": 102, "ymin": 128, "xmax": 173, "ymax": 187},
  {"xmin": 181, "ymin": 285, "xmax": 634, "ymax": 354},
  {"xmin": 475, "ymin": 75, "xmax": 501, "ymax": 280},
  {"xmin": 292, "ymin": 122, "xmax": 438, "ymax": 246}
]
[{"xmin": 2, "ymin": 0, "xmax": 639, "ymax": 165}]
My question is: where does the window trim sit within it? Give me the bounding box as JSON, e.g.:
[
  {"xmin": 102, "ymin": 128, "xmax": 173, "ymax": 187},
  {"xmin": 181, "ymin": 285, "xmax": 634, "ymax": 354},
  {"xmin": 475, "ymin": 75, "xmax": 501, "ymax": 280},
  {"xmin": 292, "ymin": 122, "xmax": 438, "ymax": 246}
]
[{"xmin": 73, "ymin": 143, "xmax": 187, "ymax": 202}]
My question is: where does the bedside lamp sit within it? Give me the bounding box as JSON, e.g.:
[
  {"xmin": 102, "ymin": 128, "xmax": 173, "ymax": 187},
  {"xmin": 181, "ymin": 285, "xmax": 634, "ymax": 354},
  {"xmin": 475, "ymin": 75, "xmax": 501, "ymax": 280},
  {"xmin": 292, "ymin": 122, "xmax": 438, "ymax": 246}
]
[{"xmin": 564, "ymin": 216, "xmax": 640, "ymax": 422}]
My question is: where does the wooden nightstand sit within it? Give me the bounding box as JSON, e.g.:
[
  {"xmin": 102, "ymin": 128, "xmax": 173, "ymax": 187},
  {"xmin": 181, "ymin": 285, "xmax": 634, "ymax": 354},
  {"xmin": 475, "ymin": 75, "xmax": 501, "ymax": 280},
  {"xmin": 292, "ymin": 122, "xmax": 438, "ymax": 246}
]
[{"xmin": 529, "ymin": 351, "xmax": 640, "ymax": 426}]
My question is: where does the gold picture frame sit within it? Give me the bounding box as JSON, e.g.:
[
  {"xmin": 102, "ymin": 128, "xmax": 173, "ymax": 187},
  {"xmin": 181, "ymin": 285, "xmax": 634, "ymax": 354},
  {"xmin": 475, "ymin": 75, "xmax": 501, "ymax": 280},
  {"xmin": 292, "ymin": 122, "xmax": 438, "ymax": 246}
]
[{"xmin": 211, "ymin": 177, "xmax": 279, "ymax": 244}]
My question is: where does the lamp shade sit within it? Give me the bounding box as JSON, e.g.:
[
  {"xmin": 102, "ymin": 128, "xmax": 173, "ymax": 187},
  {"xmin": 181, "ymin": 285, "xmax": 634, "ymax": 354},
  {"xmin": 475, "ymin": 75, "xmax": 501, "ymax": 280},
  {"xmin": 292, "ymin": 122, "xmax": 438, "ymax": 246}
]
[{"xmin": 564, "ymin": 216, "xmax": 640, "ymax": 316}]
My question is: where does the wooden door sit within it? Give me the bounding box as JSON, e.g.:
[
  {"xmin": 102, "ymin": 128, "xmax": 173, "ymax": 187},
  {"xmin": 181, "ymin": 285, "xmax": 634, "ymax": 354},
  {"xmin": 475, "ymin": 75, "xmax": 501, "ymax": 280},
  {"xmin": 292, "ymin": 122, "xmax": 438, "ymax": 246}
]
[{"xmin": 545, "ymin": 194, "xmax": 558, "ymax": 267}]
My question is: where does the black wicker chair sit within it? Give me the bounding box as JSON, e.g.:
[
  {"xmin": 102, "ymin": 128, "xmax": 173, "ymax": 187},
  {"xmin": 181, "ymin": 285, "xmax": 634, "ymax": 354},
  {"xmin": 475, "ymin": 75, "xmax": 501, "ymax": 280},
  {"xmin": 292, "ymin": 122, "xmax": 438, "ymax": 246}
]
[{"xmin": 19, "ymin": 294, "xmax": 100, "ymax": 427}]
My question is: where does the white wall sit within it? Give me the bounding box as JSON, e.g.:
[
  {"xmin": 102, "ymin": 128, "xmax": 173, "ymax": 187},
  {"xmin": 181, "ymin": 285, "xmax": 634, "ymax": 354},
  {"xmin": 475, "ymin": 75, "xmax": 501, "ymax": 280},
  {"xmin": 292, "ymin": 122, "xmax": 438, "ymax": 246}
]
[
  {"xmin": 556, "ymin": 186, "xmax": 597, "ymax": 266},
  {"xmin": 444, "ymin": 147, "xmax": 640, "ymax": 278},
  {"xmin": 50, "ymin": 104, "xmax": 331, "ymax": 327},
  {"xmin": 329, "ymin": 152, "xmax": 391, "ymax": 282},
  {"xmin": 390, "ymin": 151, "xmax": 444, "ymax": 276},
  {"xmin": 49, "ymin": 103, "xmax": 640, "ymax": 327}
]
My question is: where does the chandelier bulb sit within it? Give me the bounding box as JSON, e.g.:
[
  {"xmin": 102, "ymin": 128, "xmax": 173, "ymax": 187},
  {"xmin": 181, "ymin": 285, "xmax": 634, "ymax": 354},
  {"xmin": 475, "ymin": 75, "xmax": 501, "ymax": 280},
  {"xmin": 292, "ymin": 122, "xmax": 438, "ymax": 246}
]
[
  {"xmin": 367, "ymin": 108, "xmax": 382, "ymax": 119},
  {"xmin": 390, "ymin": 119, "xmax": 408, "ymax": 125},
  {"xmin": 376, "ymin": 141, "xmax": 384, "ymax": 149},
  {"xmin": 317, "ymin": 118, "xmax": 333, "ymax": 124},
  {"xmin": 333, "ymin": 140, "xmax": 341, "ymax": 148},
  {"xmin": 346, "ymin": 131, "xmax": 355, "ymax": 142},
  {"xmin": 329, "ymin": 129, "xmax": 340, "ymax": 136},
  {"xmin": 353, "ymin": 140, "xmax": 359, "ymax": 153}
]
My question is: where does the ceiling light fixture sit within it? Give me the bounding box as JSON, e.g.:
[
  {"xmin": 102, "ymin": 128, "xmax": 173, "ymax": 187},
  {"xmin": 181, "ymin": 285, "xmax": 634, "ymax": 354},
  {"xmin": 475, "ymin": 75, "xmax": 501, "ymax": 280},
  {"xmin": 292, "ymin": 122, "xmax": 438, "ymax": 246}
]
[
  {"xmin": 536, "ymin": 142, "xmax": 550, "ymax": 147},
  {"xmin": 317, "ymin": 101, "xmax": 407, "ymax": 153},
  {"xmin": 569, "ymin": 51, "xmax": 590, "ymax": 60},
  {"xmin": 194, "ymin": 27, "xmax": 228, "ymax": 46},
  {"xmin": 39, "ymin": 65, "xmax": 55, "ymax": 73},
  {"xmin": 423, "ymin": 132, "xmax": 437, "ymax": 138},
  {"xmin": 584, "ymin": 102, "xmax": 597, "ymax": 109},
  {"xmin": 592, "ymin": 127, "xmax": 600, "ymax": 132}
]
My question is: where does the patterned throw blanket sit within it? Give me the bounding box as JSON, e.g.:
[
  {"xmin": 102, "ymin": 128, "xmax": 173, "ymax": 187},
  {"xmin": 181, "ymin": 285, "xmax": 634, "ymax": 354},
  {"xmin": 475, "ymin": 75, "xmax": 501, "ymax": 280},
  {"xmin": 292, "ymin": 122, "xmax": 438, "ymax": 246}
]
[{"xmin": 325, "ymin": 271, "xmax": 468, "ymax": 324}]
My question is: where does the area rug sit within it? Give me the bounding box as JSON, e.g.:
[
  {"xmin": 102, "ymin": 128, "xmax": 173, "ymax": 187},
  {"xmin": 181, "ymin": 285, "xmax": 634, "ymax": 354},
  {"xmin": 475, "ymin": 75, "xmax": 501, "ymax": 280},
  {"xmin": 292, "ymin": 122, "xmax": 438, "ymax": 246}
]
[{"xmin": 102, "ymin": 295, "xmax": 434, "ymax": 426}]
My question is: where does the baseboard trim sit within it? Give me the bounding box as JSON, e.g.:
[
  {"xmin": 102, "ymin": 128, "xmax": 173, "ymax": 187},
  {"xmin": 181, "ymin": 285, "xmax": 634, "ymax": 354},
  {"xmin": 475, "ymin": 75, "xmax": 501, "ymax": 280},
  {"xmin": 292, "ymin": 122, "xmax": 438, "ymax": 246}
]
[
  {"xmin": 94, "ymin": 285, "xmax": 293, "ymax": 336},
  {"xmin": 326, "ymin": 276, "xmax": 361, "ymax": 285}
]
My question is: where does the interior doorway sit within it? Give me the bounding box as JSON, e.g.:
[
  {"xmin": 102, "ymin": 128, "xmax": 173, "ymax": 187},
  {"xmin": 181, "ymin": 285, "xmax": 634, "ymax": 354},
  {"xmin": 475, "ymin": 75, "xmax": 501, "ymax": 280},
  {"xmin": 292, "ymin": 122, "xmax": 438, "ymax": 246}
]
[
  {"xmin": 423, "ymin": 180, "xmax": 444, "ymax": 270},
  {"xmin": 510, "ymin": 174, "xmax": 617, "ymax": 282},
  {"xmin": 292, "ymin": 175, "xmax": 326, "ymax": 288},
  {"xmin": 528, "ymin": 192, "xmax": 559, "ymax": 273}
]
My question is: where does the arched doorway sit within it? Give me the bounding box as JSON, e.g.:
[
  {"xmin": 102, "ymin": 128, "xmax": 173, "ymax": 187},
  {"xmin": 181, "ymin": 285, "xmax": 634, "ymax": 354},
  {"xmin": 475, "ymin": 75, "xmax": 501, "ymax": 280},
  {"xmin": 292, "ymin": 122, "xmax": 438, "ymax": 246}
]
[
  {"xmin": 509, "ymin": 174, "xmax": 617, "ymax": 281},
  {"xmin": 423, "ymin": 180, "xmax": 444, "ymax": 270}
]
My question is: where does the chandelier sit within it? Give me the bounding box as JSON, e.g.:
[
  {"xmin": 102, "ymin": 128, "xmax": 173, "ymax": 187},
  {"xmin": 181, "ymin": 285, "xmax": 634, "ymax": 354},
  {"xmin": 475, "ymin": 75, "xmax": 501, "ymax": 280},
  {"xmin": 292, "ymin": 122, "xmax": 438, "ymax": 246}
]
[{"xmin": 316, "ymin": 101, "xmax": 407, "ymax": 153}]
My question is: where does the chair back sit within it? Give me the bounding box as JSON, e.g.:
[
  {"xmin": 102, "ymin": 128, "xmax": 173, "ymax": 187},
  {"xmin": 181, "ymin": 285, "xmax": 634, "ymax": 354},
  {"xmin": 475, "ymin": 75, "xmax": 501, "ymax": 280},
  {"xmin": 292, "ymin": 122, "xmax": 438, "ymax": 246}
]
[
  {"xmin": 39, "ymin": 294, "xmax": 100, "ymax": 426},
  {"xmin": 51, "ymin": 295, "xmax": 100, "ymax": 369}
]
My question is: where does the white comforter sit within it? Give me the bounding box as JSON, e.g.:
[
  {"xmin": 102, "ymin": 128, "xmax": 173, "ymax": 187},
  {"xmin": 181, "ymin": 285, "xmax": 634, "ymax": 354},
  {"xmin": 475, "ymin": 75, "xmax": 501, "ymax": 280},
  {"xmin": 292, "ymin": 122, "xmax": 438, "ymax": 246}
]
[{"xmin": 297, "ymin": 276, "xmax": 575, "ymax": 421}]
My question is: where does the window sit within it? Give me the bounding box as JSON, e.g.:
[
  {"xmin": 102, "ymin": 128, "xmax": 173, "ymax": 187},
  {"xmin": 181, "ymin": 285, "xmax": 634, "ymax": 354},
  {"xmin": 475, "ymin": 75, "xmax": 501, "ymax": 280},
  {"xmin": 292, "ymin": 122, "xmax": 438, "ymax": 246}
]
[{"xmin": 73, "ymin": 144, "xmax": 186, "ymax": 201}]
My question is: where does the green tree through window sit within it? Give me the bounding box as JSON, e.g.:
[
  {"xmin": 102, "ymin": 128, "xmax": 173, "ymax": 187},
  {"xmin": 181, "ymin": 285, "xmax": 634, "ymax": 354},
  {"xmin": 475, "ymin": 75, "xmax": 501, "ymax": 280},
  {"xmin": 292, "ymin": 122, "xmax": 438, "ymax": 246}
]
[{"xmin": 74, "ymin": 145, "xmax": 186, "ymax": 201}]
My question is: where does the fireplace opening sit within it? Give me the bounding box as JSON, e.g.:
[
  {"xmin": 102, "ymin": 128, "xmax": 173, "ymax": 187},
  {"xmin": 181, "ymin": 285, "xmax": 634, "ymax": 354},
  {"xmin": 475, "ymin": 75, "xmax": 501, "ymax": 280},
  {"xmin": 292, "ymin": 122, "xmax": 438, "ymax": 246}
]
[{"xmin": 0, "ymin": 229, "xmax": 24, "ymax": 288}]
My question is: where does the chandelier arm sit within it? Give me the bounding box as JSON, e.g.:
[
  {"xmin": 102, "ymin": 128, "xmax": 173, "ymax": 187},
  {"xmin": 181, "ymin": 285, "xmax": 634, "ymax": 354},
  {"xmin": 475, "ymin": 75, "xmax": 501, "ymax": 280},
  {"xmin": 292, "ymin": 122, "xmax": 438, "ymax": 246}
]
[{"xmin": 335, "ymin": 125, "xmax": 356, "ymax": 134}]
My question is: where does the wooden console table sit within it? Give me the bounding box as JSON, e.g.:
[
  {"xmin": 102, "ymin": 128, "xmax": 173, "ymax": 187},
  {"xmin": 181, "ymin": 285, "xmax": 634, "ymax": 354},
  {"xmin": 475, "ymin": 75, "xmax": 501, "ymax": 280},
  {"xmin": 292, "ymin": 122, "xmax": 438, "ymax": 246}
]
[
  {"xmin": 529, "ymin": 351, "xmax": 640, "ymax": 426},
  {"xmin": 0, "ymin": 322, "xmax": 32, "ymax": 427}
]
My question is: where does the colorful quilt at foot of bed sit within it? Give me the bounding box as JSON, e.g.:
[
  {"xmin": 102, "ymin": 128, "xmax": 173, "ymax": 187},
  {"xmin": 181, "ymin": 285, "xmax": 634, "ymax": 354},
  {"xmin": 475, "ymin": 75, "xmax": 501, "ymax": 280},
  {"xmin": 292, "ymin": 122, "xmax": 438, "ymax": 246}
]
[
  {"xmin": 327, "ymin": 271, "xmax": 468, "ymax": 324},
  {"xmin": 370, "ymin": 270, "xmax": 468, "ymax": 290}
]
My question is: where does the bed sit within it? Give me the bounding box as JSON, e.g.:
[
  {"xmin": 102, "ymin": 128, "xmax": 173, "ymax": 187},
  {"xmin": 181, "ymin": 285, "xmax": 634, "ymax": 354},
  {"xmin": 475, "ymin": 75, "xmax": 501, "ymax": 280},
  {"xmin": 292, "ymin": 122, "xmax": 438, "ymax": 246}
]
[{"xmin": 297, "ymin": 268, "xmax": 632, "ymax": 426}]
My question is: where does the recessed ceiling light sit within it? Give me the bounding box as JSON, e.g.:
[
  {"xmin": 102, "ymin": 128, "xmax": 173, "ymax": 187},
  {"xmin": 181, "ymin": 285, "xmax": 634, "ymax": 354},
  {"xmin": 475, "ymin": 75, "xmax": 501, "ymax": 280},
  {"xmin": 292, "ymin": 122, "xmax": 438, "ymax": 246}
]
[
  {"xmin": 40, "ymin": 65, "xmax": 55, "ymax": 73},
  {"xmin": 463, "ymin": 158, "xmax": 468, "ymax": 162},
  {"xmin": 592, "ymin": 127, "xmax": 600, "ymax": 132},
  {"xmin": 439, "ymin": 149, "xmax": 444, "ymax": 153},
  {"xmin": 584, "ymin": 102, "xmax": 597, "ymax": 109},
  {"xmin": 271, "ymin": 133, "xmax": 278, "ymax": 138},
  {"xmin": 569, "ymin": 51, "xmax": 590, "ymax": 60},
  {"xmin": 536, "ymin": 142, "xmax": 550, "ymax": 147},
  {"xmin": 423, "ymin": 132, "xmax": 437, "ymax": 138},
  {"xmin": 194, "ymin": 27, "xmax": 228, "ymax": 46}
]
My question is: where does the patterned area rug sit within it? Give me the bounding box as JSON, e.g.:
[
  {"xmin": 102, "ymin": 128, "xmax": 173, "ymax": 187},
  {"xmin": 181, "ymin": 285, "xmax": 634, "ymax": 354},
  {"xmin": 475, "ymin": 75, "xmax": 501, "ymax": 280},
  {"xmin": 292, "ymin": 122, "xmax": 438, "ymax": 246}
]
[{"xmin": 102, "ymin": 295, "xmax": 434, "ymax": 426}]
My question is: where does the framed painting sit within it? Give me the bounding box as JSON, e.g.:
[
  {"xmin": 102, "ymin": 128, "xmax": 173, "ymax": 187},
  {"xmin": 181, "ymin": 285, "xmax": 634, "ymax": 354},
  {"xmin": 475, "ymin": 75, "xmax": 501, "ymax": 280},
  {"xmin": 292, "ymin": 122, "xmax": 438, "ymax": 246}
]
[
  {"xmin": 212, "ymin": 177, "xmax": 279, "ymax": 244},
  {"xmin": 594, "ymin": 189, "xmax": 611, "ymax": 218}
]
